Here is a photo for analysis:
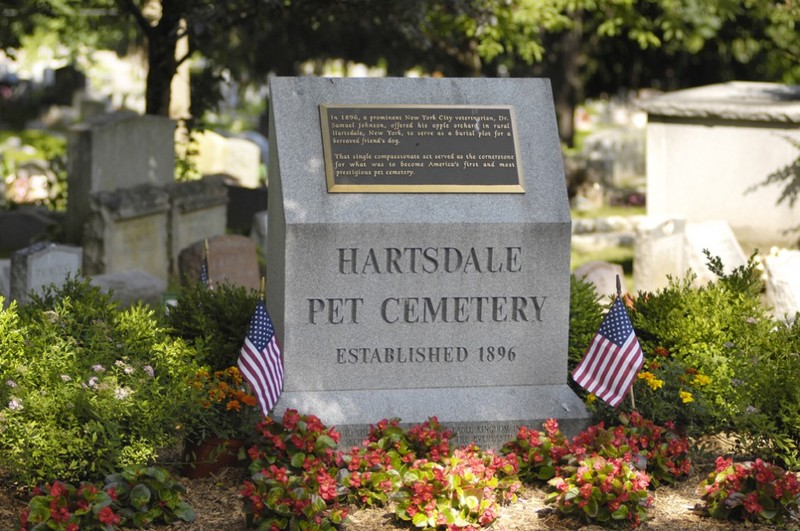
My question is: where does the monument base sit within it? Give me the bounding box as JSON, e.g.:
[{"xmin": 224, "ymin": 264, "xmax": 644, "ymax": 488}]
[{"xmin": 271, "ymin": 385, "xmax": 591, "ymax": 449}]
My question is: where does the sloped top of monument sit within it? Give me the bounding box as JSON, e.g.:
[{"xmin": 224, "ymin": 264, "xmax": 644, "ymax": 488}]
[
  {"xmin": 268, "ymin": 76, "xmax": 569, "ymax": 225},
  {"xmin": 72, "ymin": 110, "xmax": 174, "ymax": 131},
  {"xmin": 637, "ymin": 82, "xmax": 800, "ymax": 123}
]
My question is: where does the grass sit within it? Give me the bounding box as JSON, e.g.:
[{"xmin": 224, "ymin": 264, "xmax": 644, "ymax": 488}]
[{"xmin": 570, "ymin": 206, "xmax": 640, "ymax": 293}]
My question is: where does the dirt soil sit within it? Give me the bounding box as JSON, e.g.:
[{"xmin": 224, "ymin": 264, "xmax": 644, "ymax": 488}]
[{"xmin": 1, "ymin": 462, "xmax": 790, "ymax": 530}]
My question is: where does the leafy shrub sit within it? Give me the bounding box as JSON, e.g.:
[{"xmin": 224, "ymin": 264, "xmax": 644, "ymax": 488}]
[
  {"xmin": 393, "ymin": 445, "xmax": 520, "ymax": 529},
  {"xmin": 19, "ymin": 465, "xmax": 194, "ymax": 530},
  {"xmin": 104, "ymin": 465, "xmax": 196, "ymax": 527},
  {"xmin": 239, "ymin": 410, "xmax": 349, "ymax": 530},
  {"xmin": 697, "ymin": 456, "xmax": 800, "ymax": 525},
  {"xmin": 0, "ymin": 278, "xmax": 201, "ymax": 486},
  {"xmin": 546, "ymin": 455, "xmax": 653, "ymax": 528},
  {"xmin": 595, "ymin": 253, "xmax": 800, "ymax": 467},
  {"xmin": 163, "ymin": 281, "xmax": 260, "ymax": 371},
  {"xmin": 570, "ymin": 412, "xmax": 691, "ymax": 487},
  {"xmin": 500, "ymin": 418, "xmax": 570, "ymax": 483}
]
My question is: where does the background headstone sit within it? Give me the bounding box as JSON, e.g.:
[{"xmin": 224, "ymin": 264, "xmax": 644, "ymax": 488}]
[
  {"xmin": 267, "ymin": 76, "xmax": 590, "ymax": 448},
  {"xmin": 633, "ymin": 217, "xmax": 687, "ymax": 293},
  {"xmin": 683, "ymin": 220, "xmax": 747, "ymax": 285},
  {"xmin": 9, "ymin": 242, "xmax": 82, "ymax": 305},
  {"xmin": 66, "ymin": 111, "xmax": 175, "ymax": 242},
  {"xmin": 166, "ymin": 175, "xmax": 228, "ymax": 275},
  {"xmin": 638, "ymin": 82, "xmax": 800, "ymax": 250},
  {"xmin": 178, "ymin": 234, "xmax": 260, "ymax": 289},
  {"xmin": 195, "ymin": 130, "xmax": 261, "ymax": 188},
  {"xmin": 573, "ymin": 261, "xmax": 626, "ymax": 299},
  {"xmin": 763, "ymin": 248, "xmax": 800, "ymax": 322},
  {"xmin": 82, "ymin": 184, "xmax": 170, "ymax": 281},
  {"xmin": 89, "ymin": 269, "xmax": 167, "ymax": 308}
]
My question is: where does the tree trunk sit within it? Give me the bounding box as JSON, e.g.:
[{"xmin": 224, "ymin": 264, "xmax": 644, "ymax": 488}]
[
  {"xmin": 144, "ymin": 6, "xmax": 181, "ymax": 116},
  {"xmin": 546, "ymin": 16, "xmax": 585, "ymax": 147}
]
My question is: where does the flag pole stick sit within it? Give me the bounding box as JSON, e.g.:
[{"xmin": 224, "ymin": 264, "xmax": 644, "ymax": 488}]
[
  {"xmin": 204, "ymin": 238, "xmax": 209, "ymax": 258},
  {"xmin": 259, "ymin": 276, "xmax": 266, "ymax": 301},
  {"xmin": 616, "ymin": 274, "xmax": 637, "ymax": 411}
]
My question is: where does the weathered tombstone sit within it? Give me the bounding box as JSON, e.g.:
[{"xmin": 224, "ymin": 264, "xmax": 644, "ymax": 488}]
[
  {"xmin": 573, "ymin": 261, "xmax": 626, "ymax": 299},
  {"xmin": 683, "ymin": 220, "xmax": 747, "ymax": 285},
  {"xmin": 178, "ymin": 234, "xmax": 260, "ymax": 290},
  {"xmin": 266, "ymin": 76, "xmax": 590, "ymax": 448},
  {"xmin": 0, "ymin": 259, "xmax": 10, "ymax": 305},
  {"xmin": 89, "ymin": 269, "xmax": 167, "ymax": 308},
  {"xmin": 763, "ymin": 248, "xmax": 800, "ymax": 322},
  {"xmin": 0, "ymin": 208, "xmax": 59, "ymax": 254},
  {"xmin": 166, "ymin": 175, "xmax": 228, "ymax": 275},
  {"xmin": 82, "ymin": 184, "xmax": 170, "ymax": 281},
  {"xmin": 195, "ymin": 130, "xmax": 261, "ymax": 188},
  {"xmin": 633, "ymin": 217, "xmax": 687, "ymax": 293},
  {"xmin": 66, "ymin": 111, "xmax": 175, "ymax": 242},
  {"xmin": 9, "ymin": 242, "xmax": 82, "ymax": 305},
  {"xmin": 638, "ymin": 82, "xmax": 800, "ymax": 249}
]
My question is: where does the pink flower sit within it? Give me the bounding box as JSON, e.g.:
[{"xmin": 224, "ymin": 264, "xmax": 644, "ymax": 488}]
[
  {"xmin": 743, "ymin": 491, "xmax": 763, "ymax": 514},
  {"xmin": 97, "ymin": 506, "xmax": 120, "ymax": 525}
]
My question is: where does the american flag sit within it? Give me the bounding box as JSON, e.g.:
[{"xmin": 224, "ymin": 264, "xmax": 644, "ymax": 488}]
[
  {"xmin": 199, "ymin": 252, "xmax": 209, "ymax": 287},
  {"xmin": 238, "ymin": 300, "xmax": 284, "ymax": 416},
  {"xmin": 572, "ymin": 296, "xmax": 643, "ymax": 408}
]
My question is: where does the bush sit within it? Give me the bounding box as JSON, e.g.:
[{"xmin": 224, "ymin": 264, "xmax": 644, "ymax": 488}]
[
  {"xmin": 583, "ymin": 253, "xmax": 800, "ymax": 468},
  {"xmin": 163, "ymin": 281, "xmax": 260, "ymax": 371},
  {"xmin": 697, "ymin": 456, "xmax": 800, "ymax": 525},
  {"xmin": 0, "ymin": 278, "xmax": 202, "ymax": 486}
]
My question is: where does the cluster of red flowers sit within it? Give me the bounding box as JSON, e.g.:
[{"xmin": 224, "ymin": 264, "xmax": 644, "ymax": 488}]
[
  {"xmin": 19, "ymin": 480, "xmax": 121, "ymax": 530},
  {"xmin": 698, "ymin": 456, "xmax": 800, "ymax": 524}
]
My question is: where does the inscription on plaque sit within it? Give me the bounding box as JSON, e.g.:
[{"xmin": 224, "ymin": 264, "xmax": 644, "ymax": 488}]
[{"xmin": 320, "ymin": 105, "xmax": 524, "ymax": 193}]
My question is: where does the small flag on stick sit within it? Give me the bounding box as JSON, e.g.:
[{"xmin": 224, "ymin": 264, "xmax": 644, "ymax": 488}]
[
  {"xmin": 200, "ymin": 239, "xmax": 210, "ymax": 288},
  {"xmin": 572, "ymin": 277, "xmax": 643, "ymax": 408},
  {"xmin": 237, "ymin": 278, "xmax": 284, "ymax": 416}
]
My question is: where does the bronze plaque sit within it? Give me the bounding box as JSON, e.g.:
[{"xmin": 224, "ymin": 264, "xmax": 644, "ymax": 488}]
[{"xmin": 320, "ymin": 104, "xmax": 524, "ymax": 193}]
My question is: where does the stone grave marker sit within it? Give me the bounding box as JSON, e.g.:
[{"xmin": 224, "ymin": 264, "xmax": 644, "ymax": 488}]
[
  {"xmin": 178, "ymin": 234, "xmax": 260, "ymax": 290},
  {"xmin": 9, "ymin": 242, "xmax": 82, "ymax": 305},
  {"xmin": 684, "ymin": 220, "xmax": 747, "ymax": 285},
  {"xmin": 82, "ymin": 184, "xmax": 170, "ymax": 281},
  {"xmin": 266, "ymin": 76, "xmax": 590, "ymax": 448},
  {"xmin": 763, "ymin": 248, "xmax": 800, "ymax": 322},
  {"xmin": 167, "ymin": 175, "xmax": 228, "ymax": 276},
  {"xmin": 66, "ymin": 111, "xmax": 175, "ymax": 242},
  {"xmin": 573, "ymin": 261, "xmax": 626, "ymax": 299}
]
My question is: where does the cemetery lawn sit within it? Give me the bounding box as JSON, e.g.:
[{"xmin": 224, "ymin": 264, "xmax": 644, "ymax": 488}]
[{"xmin": 0, "ymin": 460, "xmax": 781, "ymax": 530}]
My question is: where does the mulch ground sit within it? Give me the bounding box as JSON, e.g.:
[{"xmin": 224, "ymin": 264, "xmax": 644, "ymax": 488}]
[{"xmin": 1, "ymin": 460, "xmax": 790, "ymax": 530}]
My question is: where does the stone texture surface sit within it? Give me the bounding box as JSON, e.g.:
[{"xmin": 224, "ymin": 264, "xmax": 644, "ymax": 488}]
[
  {"xmin": 89, "ymin": 269, "xmax": 167, "ymax": 308},
  {"xmin": 634, "ymin": 216, "xmax": 687, "ymax": 293},
  {"xmin": 167, "ymin": 175, "xmax": 228, "ymax": 275},
  {"xmin": 641, "ymin": 82, "xmax": 800, "ymax": 249},
  {"xmin": 83, "ymin": 184, "xmax": 170, "ymax": 280},
  {"xmin": 763, "ymin": 248, "xmax": 800, "ymax": 323},
  {"xmin": 9, "ymin": 242, "xmax": 83, "ymax": 305},
  {"xmin": 266, "ymin": 76, "xmax": 589, "ymax": 447},
  {"xmin": 66, "ymin": 111, "xmax": 175, "ymax": 242},
  {"xmin": 637, "ymin": 81, "xmax": 800, "ymax": 122},
  {"xmin": 573, "ymin": 261, "xmax": 626, "ymax": 299},
  {"xmin": 195, "ymin": 130, "xmax": 261, "ymax": 188},
  {"xmin": 684, "ymin": 220, "xmax": 747, "ymax": 285},
  {"xmin": 178, "ymin": 234, "xmax": 261, "ymax": 290}
]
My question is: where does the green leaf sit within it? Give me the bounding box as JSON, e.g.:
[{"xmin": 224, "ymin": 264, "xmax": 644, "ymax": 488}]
[
  {"xmin": 611, "ymin": 504, "xmax": 629, "ymax": 519},
  {"xmin": 290, "ymin": 452, "xmax": 306, "ymax": 468},
  {"xmin": 412, "ymin": 511, "xmax": 429, "ymax": 526},
  {"xmin": 130, "ymin": 483, "xmax": 152, "ymax": 509}
]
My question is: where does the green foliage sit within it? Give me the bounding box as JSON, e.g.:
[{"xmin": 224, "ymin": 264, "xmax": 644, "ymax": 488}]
[
  {"xmin": 0, "ymin": 277, "xmax": 202, "ymax": 486},
  {"xmin": 240, "ymin": 410, "xmax": 348, "ymax": 530},
  {"xmin": 697, "ymin": 456, "xmax": 800, "ymax": 525},
  {"xmin": 104, "ymin": 465, "xmax": 196, "ymax": 527},
  {"xmin": 568, "ymin": 274, "xmax": 605, "ymax": 375},
  {"xmin": 20, "ymin": 465, "xmax": 195, "ymax": 530},
  {"xmin": 164, "ymin": 281, "xmax": 260, "ymax": 371},
  {"xmin": 545, "ymin": 454, "xmax": 653, "ymax": 528},
  {"xmin": 0, "ymin": 129, "xmax": 68, "ymax": 211},
  {"xmin": 601, "ymin": 252, "xmax": 800, "ymax": 468}
]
